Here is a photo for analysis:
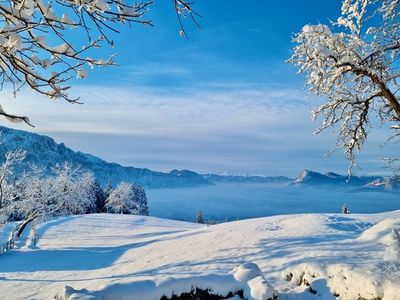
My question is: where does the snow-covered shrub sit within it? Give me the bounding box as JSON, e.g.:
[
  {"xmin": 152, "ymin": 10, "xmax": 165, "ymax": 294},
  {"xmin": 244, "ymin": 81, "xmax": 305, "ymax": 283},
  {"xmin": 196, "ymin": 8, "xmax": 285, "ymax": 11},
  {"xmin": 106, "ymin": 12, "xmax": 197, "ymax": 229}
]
[{"xmin": 105, "ymin": 182, "xmax": 149, "ymax": 216}]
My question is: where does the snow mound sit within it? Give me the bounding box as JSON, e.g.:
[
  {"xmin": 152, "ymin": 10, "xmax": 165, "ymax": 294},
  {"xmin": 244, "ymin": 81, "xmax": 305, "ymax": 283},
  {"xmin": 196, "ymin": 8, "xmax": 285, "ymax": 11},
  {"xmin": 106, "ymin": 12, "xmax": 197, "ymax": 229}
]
[
  {"xmin": 357, "ymin": 218, "xmax": 400, "ymax": 242},
  {"xmin": 231, "ymin": 262, "xmax": 264, "ymax": 283},
  {"xmin": 65, "ymin": 286, "xmax": 100, "ymax": 300},
  {"xmin": 0, "ymin": 221, "xmax": 18, "ymax": 244},
  {"xmin": 383, "ymin": 229, "xmax": 400, "ymax": 261},
  {"xmin": 64, "ymin": 263, "xmax": 277, "ymax": 300},
  {"xmin": 285, "ymin": 253, "xmax": 400, "ymax": 299},
  {"xmin": 244, "ymin": 276, "xmax": 277, "ymax": 300}
]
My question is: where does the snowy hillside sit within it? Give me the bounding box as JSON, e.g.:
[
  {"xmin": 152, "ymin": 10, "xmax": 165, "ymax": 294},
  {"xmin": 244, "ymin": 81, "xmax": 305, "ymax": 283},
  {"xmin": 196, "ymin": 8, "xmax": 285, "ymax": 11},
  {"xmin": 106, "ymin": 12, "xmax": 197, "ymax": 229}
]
[
  {"xmin": 1, "ymin": 212, "xmax": 399, "ymax": 299},
  {"xmin": 0, "ymin": 126, "xmax": 211, "ymax": 188}
]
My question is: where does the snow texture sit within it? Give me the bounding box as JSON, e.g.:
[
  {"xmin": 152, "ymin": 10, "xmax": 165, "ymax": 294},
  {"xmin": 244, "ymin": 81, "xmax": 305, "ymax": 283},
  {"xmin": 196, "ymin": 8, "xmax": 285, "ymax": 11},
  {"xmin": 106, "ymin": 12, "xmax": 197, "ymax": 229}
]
[
  {"xmin": 1, "ymin": 211, "xmax": 400, "ymax": 299},
  {"xmin": 64, "ymin": 263, "xmax": 277, "ymax": 300}
]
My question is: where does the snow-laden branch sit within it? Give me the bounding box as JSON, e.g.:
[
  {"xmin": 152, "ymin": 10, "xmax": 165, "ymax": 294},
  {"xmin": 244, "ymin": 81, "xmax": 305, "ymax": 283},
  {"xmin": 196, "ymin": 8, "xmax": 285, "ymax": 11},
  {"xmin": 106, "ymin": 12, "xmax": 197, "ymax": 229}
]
[
  {"xmin": 289, "ymin": 0, "xmax": 400, "ymax": 171},
  {"xmin": 0, "ymin": 0, "xmax": 198, "ymax": 126}
]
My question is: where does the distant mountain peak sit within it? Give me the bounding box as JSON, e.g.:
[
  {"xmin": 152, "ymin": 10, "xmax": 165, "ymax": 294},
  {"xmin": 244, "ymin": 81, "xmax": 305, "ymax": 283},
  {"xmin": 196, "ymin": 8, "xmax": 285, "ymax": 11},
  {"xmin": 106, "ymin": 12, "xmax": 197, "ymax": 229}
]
[
  {"xmin": 295, "ymin": 169, "xmax": 325, "ymax": 183},
  {"xmin": 292, "ymin": 169, "xmax": 393, "ymax": 191}
]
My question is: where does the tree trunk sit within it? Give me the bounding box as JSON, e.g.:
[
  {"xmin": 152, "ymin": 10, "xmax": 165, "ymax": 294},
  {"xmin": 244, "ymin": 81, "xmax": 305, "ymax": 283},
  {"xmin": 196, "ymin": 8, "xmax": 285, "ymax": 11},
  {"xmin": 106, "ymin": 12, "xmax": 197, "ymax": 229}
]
[{"xmin": 16, "ymin": 218, "xmax": 35, "ymax": 238}]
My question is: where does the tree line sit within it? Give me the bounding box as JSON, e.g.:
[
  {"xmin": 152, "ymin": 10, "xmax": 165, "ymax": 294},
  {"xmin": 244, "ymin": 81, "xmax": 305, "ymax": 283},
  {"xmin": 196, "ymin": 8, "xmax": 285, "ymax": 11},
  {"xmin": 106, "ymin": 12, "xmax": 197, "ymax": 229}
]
[{"xmin": 0, "ymin": 150, "xmax": 149, "ymax": 231}]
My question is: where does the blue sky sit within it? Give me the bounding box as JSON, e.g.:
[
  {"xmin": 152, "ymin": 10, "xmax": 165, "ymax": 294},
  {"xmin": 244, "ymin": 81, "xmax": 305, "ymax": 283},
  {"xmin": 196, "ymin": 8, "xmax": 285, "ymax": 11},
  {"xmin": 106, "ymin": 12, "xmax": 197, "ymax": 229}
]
[{"xmin": 2, "ymin": 1, "xmax": 397, "ymax": 176}]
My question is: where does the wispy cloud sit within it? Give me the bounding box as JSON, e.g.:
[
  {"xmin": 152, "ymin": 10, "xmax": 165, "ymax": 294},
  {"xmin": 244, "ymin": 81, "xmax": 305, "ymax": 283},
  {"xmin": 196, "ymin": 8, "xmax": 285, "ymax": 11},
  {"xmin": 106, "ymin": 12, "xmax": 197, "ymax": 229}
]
[
  {"xmin": 0, "ymin": 77, "xmax": 394, "ymax": 176},
  {"xmin": 0, "ymin": 84, "xmax": 309, "ymax": 133}
]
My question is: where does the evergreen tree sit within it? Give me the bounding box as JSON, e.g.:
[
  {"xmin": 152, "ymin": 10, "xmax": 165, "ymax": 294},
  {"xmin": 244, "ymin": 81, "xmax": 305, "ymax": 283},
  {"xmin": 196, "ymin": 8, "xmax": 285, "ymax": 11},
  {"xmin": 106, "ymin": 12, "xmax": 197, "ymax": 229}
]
[
  {"xmin": 133, "ymin": 185, "xmax": 149, "ymax": 216},
  {"xmin": 342, "ymin": 204, "xmax": 350, "ymax": 215},
  {"xmin": 104, "ymin": 181, "xmax": 113, "ymax": 199},
  {"xmin": 104, "ymin": 182, "xmax": 149, "ymax": 216},
  {"xmin": 92, "ymin": 180, "xmax": 107, "ymax": 213},
  {"xmin": 196, "ymin": 210, "xmax": 204, "ymax": 224}
]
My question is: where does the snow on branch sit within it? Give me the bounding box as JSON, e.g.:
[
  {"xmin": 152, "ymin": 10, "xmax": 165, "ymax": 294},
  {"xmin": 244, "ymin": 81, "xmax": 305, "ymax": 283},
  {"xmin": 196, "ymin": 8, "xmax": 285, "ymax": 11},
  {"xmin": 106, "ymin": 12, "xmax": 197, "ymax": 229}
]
[
  {"xmin": 0, "ymin": 0, "xmax": 153, "ymax": 103},
  {"xmin": 289, "ymin": 0, "xmax": 400, "ymax": 171},
  {"xmin": 0, "ymin": 0, "xmax": 199, "ymax": 126},
  {"xmin": 173, "ymin": 0, "xmax": 201, "ymax": 37}
]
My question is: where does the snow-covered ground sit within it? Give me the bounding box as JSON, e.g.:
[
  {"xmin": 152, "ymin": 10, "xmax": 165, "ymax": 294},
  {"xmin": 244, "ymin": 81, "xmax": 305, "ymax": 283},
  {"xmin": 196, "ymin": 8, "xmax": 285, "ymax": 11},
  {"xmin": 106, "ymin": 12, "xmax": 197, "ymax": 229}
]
[{"xmin": 0, "ymin": 212, "xmax": 399, "ymax": 299}]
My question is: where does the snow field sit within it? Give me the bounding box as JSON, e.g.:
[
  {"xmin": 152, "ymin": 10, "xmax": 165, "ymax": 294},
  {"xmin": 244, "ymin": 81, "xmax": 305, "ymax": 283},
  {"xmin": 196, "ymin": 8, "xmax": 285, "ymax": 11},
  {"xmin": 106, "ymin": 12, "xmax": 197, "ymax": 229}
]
[{"xmin": 0, "ymin": 212, "xmax": 399, "ymax": 299}]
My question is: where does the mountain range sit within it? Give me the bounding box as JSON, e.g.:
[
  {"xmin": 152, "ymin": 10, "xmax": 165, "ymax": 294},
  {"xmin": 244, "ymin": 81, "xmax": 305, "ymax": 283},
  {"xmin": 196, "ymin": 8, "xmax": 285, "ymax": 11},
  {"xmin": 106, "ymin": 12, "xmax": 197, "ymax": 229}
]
[
  {"xmin": 0, "ymin": 126, "xmax": 398, "ymax": 191},
  {"xmin": 292, "ymin": 169, "xmax": 399, "ymax": 192},
  {"xmin": 0, "ymin": 126, "xmax": 210, "ymax": 188}
]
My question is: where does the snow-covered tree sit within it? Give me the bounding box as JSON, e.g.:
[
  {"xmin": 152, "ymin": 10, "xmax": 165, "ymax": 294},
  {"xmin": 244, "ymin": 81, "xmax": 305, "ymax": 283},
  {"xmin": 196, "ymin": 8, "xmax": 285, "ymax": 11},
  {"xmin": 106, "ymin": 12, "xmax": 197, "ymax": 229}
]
[
  {"xmin": 289, "ymin": 0, "xmax": 400, "ymax": 172},
  {"xmin": 0, "ymin": 0, "xmax": 199, "ymax": 126},
  {"xmin": 134, "ymin": 184, "xmax": 149, "ymax": 216},
  {"xmin": 0, "ymin": 150, "xmax": 26, "ymax": 222},
  {"xmin": 196, "ymin": 210, "xmax": 204, "ymax": 224},
  {"xmin": 104, "ymin": 182, "xmax": 148, "ymax": 215},
  {"xmin": 60, "ymin": 167, "xmax": 97, "ymax": 215},
  {"xmin": 0, "ymin": 150, "xmax": 26, "ymax": 208},
  {"xmin": 342, "ymin": 204, "xmax": 350, "ymax": 214},
  {"xmin": 104, "ymin": 181, "xmax": 113, "ymax": 199},
  {"xmin": 91, "ymin": 180, "xmax": 107, "ymax": 213},
  {"xmin": 14, "ymin": 163, "xmax": 96, "ymax": 223}
]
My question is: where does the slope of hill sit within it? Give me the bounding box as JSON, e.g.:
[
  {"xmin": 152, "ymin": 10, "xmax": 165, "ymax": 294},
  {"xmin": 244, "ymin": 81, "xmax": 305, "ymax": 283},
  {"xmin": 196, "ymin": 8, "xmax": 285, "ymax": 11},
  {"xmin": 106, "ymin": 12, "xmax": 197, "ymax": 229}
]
[
  {"xmin": 0, "ymin": 126, "xmax": 212, "ymax": 188},
  {"xmin": 1, "ymin": 212, "xmax": 399, "ymax": 299}
]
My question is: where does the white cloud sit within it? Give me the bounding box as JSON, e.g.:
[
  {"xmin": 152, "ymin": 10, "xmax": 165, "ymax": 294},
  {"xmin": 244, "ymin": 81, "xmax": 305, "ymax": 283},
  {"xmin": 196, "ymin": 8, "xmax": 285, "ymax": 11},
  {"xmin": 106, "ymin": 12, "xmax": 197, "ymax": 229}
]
[
  {"xmin": 0, "ymin": 84, "xmax": 391, "ymax": 175},
  {"xmin": 0, "ymin": 84, "xmax": 310, "ymax": 134}
]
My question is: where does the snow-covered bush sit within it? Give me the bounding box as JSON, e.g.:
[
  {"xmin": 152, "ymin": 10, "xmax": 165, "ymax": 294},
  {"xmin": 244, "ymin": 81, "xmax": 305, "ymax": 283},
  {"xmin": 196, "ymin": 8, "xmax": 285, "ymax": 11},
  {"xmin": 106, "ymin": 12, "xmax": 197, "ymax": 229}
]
[{"xmin": 105, "ymin": 182, "xmax": 149, "ymax": 216}]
